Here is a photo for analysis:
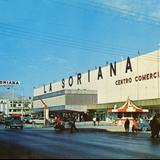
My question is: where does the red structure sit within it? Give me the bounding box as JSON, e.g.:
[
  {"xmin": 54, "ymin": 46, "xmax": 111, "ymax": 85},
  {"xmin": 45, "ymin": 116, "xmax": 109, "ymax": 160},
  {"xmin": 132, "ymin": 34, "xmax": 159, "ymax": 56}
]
[
  {"xmin": 108, "ymin": 97, "xmax": 148, "ymax": 113},
  {"xmin": 10, "ymin": 114, "xmax": 22, "ymax": 118}
]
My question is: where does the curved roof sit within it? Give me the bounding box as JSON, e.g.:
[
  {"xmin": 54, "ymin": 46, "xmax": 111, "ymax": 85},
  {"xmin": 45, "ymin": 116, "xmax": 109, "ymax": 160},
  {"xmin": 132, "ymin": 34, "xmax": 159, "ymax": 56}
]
[{"xmin": 108, "ymin": 98, "xmax": 149, "ymax": 113}]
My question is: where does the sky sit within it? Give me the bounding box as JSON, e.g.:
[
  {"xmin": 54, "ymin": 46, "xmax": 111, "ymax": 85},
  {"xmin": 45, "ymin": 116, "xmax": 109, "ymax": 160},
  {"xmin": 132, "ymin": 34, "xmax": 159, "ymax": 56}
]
[{"xmin": 0, "ymin": 0, "xmax": 160, "ymax": 96}]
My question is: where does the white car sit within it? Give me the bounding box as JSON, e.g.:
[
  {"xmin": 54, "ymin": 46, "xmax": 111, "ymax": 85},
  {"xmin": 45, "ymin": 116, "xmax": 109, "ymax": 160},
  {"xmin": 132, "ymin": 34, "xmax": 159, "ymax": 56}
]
[{"xmin": 32, "ymin": 117, "xmax": 46, "ymax": 126}]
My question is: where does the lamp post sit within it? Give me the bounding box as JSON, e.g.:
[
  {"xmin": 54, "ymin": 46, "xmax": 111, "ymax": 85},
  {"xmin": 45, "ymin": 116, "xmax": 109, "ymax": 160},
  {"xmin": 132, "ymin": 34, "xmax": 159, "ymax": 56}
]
[
  {"xmin": 11, "ymin": 86, "xmax": 14, "ymax": 116},
  {"xmin": 6, "ymin": 85, "xmax": 14, "ymax": 116}
]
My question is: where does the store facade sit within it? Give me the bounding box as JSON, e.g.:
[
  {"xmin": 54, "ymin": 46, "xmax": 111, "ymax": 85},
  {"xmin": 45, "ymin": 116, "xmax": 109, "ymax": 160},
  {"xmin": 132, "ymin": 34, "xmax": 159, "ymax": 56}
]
[{"xmin": 33, "ymin": 50, "xmax": 160, "ymax": 119}]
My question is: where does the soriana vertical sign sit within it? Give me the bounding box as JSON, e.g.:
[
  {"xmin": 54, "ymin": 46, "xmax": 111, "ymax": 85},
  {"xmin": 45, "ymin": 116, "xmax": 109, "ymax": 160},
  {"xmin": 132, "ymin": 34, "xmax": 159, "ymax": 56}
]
[{"xmin": 0, "ymin": 80, "xmax": 20, "ymax": 86}]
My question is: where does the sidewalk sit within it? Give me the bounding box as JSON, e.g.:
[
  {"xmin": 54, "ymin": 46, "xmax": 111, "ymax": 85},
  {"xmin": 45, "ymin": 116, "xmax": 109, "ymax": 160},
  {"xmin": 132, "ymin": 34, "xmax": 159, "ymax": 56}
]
[
  {"xmin": 24, "ymin": 121, "xmax": 150, "ymax": 133},
  {"xmin": 24, "ymin": 121, "xmax": 124, "ymax": 132},
  {"xmin": 75, "ymin": 121, "xmax": 125, "ymax": 132},
  {"xmin": 76, "ymin": 121, "xmax": 151, "ymax": 134}
]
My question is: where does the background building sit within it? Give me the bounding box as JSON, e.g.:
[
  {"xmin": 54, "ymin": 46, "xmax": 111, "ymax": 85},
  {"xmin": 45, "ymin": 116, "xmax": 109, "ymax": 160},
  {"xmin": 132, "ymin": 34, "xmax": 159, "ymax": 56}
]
[
  {"xmin": 0, "ymin": 82, "xmax": 32, "ymax": 117},
  {"xmin": 0, "ymin": 96, "xmax": 32, "ymax": 117}
]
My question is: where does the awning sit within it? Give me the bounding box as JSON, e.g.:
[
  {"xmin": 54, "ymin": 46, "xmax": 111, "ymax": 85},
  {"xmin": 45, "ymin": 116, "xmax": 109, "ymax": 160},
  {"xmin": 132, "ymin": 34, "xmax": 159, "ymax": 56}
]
[
  {"xmin": 33, "ymin": 105, "xmax": 87, "ymax": 113},
  {"xmin": 10, "ymin": 114, "xmax": 22, "ymax": 118}
]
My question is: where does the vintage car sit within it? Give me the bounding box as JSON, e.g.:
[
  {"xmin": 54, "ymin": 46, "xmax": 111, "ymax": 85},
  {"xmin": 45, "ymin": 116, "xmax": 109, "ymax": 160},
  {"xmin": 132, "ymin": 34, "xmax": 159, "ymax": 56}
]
[
  {"xmin": 5, "ymin": 117, "xmax": 24, "ymax": 129},
  {"xmin": 23, "ymin": 116, "xmax": 33, "ymax": 124}
]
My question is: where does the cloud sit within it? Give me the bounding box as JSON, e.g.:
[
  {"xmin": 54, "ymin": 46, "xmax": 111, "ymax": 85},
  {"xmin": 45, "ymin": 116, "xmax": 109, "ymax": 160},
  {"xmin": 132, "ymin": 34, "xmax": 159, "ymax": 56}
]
[
  {"xmin": 101, "ymin": 0, "xmax": 131, "ymax": 11},
  {"xmin": 151, "ymin": 9, "xmax": 160, "ymax": 19},
  {"xmin": 42, "ymin": 54, "xmax": 78, "ymax": 73},
  {"xmin": 43, "ymin": 54, "xmax": 67, "ymax": 64},
  {"xmin": 28, "ymin": 64, "xmax": 39, "ymax": 70},
  {"xmin": 91, "ymin": 0, "xmax": 160, "ymax": 24}
]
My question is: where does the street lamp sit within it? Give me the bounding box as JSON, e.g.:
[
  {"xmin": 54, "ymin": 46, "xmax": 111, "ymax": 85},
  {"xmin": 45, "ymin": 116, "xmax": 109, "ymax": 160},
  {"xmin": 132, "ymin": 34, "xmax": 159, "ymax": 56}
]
[
  {"xmin": 6, "ymin": 86, "xmax": 14, "ymax": 116},
  {"xmin": 21, "ymin": 87, "xmax": 24, "ymax": 119},
  {"xmin": 9, "ymin": 85, "xmax": 15, "ymax": 116}
]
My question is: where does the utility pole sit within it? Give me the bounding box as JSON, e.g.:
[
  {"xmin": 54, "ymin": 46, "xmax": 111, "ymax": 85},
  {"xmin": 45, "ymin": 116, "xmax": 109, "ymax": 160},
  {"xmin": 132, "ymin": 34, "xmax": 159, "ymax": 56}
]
[
  {"xmin": 158, "ymin": 43, "xmax": 160, "ymax": 98},
  {"xmin": 137, "ymin": 50, "xmax": 139, "ymax": 100},
  {"xmin": 40, "ymin": 99, "xmax": 49, "ymax": 126}
]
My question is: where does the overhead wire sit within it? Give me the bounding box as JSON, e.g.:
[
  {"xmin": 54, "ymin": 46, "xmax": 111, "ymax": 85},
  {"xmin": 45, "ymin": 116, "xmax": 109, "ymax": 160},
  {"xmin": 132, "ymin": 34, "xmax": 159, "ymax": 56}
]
[
  {"xmin": 0, "ymin": 0, "xmax": 159, "ymax": 64},
  {"xmin": 0, "ymin": 0, "xmax": 151, "ymax": 60},
  {"xmin": 51, "ymin": 0, "xmax": 160, "ymax": 28},
  {"xmin": 0, "ymin": 22, "xmax": 137, "ymax": 54},
  {"xmin": 72, "ymin": 0, "xmax": 160, "ymax": 27},
  {"xmin": 0, "ymin": 22, "xmax": 137, "ymax": 59},
  {"xmin": 50, "ymin": 0, "xmax": 160, "ymax": 62}
]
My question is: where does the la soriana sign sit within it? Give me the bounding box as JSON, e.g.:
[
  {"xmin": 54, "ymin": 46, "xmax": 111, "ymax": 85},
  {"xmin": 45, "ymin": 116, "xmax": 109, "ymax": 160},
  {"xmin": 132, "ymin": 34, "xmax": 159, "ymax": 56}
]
[
  {"xmin": 0, "ymin": 80, "xmax": 20, "ymax": 86},
  {"xmin": 43, "ymin": 56, "xmax": 160, "ymax": 93},
  {"xmin": 61, "ymin": 57, "xmax": 133, "ymax": 88},
  {"xmin": 43, "ymin": 57, "xmax": 133, "ymax": 93}
]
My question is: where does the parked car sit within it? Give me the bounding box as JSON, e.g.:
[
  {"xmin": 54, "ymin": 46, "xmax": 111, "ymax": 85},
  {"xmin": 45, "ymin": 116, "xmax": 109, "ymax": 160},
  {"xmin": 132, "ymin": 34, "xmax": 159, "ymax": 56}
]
[
  {"xmin": 137, "ymin": 119, "xmax": 151, "ymax": 131},
  {"xmin": 23, "ymin": 116, "xmax": 33, "ymax": 124},
  {"xmin": 0, "ymin": 117, "xmax": 5, "ymax": 125},
  {"xmin": 5, "ymin": 117, "xmax": 24, "ymax": 129},
  {"xmin": 32, "ymin": 117, "xmax": 46, "ymax": 126}
]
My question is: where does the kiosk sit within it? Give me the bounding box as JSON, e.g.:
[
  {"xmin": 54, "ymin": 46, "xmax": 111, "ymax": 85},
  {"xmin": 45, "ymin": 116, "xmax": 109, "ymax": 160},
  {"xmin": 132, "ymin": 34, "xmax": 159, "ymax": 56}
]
[{"xmin": 108, "ymin": 98, "xmax": 149, "ymax": 128}]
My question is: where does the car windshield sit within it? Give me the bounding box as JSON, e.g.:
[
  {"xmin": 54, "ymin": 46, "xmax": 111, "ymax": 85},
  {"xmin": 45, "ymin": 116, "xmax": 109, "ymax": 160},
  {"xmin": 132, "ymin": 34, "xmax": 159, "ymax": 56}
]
[
  {"xmin": 11, "ymin": 117, "xmax": 22, "ymax": 121},
  {"xmin": 5, "ymin": 117, "xmax": 12, "ymax": 121}
]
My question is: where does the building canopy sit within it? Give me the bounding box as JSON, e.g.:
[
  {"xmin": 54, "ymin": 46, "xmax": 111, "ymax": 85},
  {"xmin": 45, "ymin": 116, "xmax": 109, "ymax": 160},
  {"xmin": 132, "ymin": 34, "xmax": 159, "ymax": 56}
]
[{"xmin": 107, "ymin": 98, "xmax": 149, "ymax": 113}]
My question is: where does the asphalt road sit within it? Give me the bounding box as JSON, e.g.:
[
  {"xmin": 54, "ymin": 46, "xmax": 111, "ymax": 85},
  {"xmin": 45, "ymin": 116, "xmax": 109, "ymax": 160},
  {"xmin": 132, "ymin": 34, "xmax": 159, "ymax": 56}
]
[{"xmin": 0, "ymin": 127, "xmax": 160, "ymax": 159}]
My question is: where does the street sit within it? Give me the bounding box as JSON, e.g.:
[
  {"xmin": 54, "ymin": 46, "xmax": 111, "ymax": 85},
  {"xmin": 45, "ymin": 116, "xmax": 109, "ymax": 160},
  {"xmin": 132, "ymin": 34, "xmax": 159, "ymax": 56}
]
[{"xmin": 0, "ymin": 127, "xmax": 160, "ymax": 159}]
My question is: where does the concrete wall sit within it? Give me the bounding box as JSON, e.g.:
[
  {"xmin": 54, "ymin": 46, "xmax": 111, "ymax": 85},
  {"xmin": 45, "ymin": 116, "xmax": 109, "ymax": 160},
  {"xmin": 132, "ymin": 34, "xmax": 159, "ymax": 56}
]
[
  {"xmin": 65, "ymin": 94, "xmax": 97, "ymax": 105},
  {"xmin": 33, "ymin": 95, "xmax": 65, "ymax": 109},
  {"xmin": 33, "ymin": 89, "xmax": 97, "ymax": 110}
]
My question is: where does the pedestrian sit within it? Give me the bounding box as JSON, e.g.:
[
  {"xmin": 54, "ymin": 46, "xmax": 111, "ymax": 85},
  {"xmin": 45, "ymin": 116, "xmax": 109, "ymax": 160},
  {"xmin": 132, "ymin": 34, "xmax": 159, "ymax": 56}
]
[
  {"xmin": 124, "ymin": 118, "xmax": 130, "ymax": 133},
  {"xmin": 93, "ymin": 117, "xmax": 96, "ymax": 126},
  {"xmin": 55, "ymin": 116, "xmax": 61, "ymax": 125},
  {"xmin": 69, "ymin": 115, "xmax": 79, "ymax": 133},
  {"xmin": 150, "ymin": 115, "xmax": 160, "ymax": 139},
  {"xmin": 132, "ymin": 119, "xmax": 137, "ymax": 133},
  {"xmin": 96, "ymin": 115, "xmax": 100, "ymax": 126}
]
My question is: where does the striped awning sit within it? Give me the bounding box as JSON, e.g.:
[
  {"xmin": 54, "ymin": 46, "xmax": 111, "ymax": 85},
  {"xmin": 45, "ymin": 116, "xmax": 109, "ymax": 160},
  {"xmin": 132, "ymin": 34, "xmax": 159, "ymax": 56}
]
[{"xmin": 108, "ymin": 98, "xmax": 149, "ymax": 113}]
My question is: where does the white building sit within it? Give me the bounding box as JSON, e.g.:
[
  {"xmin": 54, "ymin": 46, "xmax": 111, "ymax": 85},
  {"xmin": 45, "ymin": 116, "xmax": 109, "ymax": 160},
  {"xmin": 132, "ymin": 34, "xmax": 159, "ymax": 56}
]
[
  {"xmin": 0, "ymin": 99, "xmax": 9, "ymax": 115},
  {"xmin": 0, "ymin": 80, "xmax": 32, "ymax": 117},
  {"xmin": 33, "ymin": 50, "xmax": 160, "ymax": 119},
  {"xmin": 0, "ymin": 97, "xmax": 32, "ymax": 116}
]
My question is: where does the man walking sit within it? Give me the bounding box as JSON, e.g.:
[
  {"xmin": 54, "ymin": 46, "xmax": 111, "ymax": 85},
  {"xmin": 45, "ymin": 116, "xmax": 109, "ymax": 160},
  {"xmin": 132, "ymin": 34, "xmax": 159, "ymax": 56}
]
[
  {"xmin": 124, "ymin": 118, "xmax": 130, "ymax": 133},
  {"xmin": 69, "ymin": 115, "xmax": 79, "ymax": 133},
  {"xmin": 93, "ymin": 117, "xmax": 96, "ymax": 126}
]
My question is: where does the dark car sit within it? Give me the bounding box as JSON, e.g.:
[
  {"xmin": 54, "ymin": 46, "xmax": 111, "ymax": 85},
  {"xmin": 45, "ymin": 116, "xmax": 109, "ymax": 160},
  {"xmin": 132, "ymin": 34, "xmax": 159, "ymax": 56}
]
[
  {"xmin": 23, "ymin": 116, "xmax": 33, "ymax": 124},
  {"xmin": 0, "ymin": 117, "xmax": 5, "ymax": 125},
  {"xmin": 5, "ymin": 117, "xmax": 24, "ymax": 129}
]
